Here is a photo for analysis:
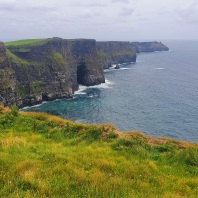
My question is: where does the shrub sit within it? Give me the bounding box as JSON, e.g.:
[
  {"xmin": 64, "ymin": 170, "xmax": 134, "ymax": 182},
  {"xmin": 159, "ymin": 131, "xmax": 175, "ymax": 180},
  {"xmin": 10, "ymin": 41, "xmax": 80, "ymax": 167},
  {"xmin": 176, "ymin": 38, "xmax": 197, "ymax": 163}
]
[
  {"xmin": 85, "ymin": 126, "xmax": 103, "ymax": 140},
  {"xmin": 178, "ymin": 148, "xmax": 198, "ymax": 167},
  {"xmin": 112, "ymin": 139, "xmax": 134, "ymax": 150},
  {"xmin": 11, "ymin": 105, "xmax": 19, "ymax": 117},
  {"xmin": 155, "ymin": 143, "xmax": 176, "ymax": 153},
  {"xmin": 107, "ymin": 131, "xmax": 118, "ymax": 139}
]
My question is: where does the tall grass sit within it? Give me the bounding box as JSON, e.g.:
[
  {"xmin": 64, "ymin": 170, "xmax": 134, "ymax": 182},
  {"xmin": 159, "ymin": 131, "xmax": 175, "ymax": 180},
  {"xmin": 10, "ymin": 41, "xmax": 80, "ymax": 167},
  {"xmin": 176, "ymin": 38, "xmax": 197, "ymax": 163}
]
[{"xmin": 0, "ymin": 106, "xmax": 198, "ymax": 197}]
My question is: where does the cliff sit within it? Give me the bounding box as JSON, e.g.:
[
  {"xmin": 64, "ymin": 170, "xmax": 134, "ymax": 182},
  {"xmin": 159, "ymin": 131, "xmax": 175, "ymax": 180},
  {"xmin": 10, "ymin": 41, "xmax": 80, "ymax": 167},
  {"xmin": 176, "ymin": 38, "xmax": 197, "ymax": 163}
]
[
  {"xmin": 0, "ymin": 42, "xmax": 16, "ymax": 107},
  {"xmin": 97, "ymin": 41, "xmax": 136, "ymax": 69},
  {"xmin": 131, "ymin": 41, "xmax": 169, "ymax": 53},
  {"xmin": 0, "ymin": 38, "xmax": 105, "ymax": 108},
  {"xmin": 1, "ymin": 38, "xmax": 169, "ymax": 108}
]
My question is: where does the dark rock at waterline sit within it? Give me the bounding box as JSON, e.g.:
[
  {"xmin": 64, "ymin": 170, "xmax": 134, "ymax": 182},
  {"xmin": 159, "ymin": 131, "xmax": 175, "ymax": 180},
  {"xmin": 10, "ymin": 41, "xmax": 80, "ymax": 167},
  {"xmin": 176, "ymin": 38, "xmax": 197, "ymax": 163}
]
[{"xmin": 115, "ymin": 64, "xmax": 120, "ymax": 69}]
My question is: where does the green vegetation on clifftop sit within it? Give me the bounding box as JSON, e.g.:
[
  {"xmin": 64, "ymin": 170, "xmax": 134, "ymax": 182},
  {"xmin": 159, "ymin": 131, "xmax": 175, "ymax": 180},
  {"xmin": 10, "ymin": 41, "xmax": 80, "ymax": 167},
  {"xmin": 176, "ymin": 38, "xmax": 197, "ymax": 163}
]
[
  {"xmin": 5, "ymin": 39, "xmax": 48, "ymax": 48},
  {"xmin": 0, "ymin": 106, "xmax": 198, "ymax": 197}
]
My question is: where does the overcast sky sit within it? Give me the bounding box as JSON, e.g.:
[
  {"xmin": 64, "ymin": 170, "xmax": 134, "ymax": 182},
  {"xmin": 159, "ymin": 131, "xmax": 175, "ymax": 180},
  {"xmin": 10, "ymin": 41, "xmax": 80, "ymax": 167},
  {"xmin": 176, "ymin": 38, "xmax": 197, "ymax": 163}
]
[{"xmin": 1, "ymin": 0, "xmax": 198, "ymax": 42}]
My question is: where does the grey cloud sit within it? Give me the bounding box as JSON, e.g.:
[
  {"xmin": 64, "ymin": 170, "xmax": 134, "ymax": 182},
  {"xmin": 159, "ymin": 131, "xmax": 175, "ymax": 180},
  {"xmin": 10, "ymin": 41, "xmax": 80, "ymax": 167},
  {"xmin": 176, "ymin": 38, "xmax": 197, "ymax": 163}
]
[
  {"xmin": 78, "ymin": 11, "xmax": 94, "ymax": 19},
  {"xmin": 0, "ymin": 2, "xmax": 55, "ymax": 13},
  {"xmin": 119, "ymin": 8, "xmax": 135, "ymax": 16},
  {"xmin": 68, "ymin": 1, "xmax": 107, "ymax": 7},
  {"xmin": 0, "ymin": 1, "xmax": 16, "ymax": 11},
  {"xmin": 111, "ymin": 0, "xmax": 130, "ymax": 4},
  {"xmin": 1, "ymin": 0, "xmax": 198, "ymax": 41},
  {"xmin": 45, "ymin": 12, "xmax": 73, "ymax": 23},
  {"xmin": 177, "ymin": 2, "xmax": 198, "ymax": 23}
]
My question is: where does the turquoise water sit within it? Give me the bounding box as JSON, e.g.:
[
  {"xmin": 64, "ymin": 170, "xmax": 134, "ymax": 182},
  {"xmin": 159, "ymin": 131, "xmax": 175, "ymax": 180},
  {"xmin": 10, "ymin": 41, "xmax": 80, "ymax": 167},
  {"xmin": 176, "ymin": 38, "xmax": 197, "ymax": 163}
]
[{"xmin": 23, "ymin": 41, "xmax": 198, "ymax": 142}]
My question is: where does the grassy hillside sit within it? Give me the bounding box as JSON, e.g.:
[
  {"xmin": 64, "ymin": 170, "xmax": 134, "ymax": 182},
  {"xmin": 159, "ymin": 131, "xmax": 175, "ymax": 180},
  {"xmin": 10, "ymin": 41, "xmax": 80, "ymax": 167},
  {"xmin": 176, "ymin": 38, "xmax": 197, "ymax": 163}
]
[
  {"xmin": 6, "ymin": 49, "xmax": 29, "ymax": 66},
  {"xmin": 0, "ymin": 105, "xmax": 198, "ymax": 197}
]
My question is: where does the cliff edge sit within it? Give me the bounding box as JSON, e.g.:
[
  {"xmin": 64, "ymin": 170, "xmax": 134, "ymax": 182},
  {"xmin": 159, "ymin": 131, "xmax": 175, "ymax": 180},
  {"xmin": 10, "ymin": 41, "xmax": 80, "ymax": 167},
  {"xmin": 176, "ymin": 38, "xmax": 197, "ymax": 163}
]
[{"xmin": 1, "ymin": 38, "xmax": 105, "ymax": 107}]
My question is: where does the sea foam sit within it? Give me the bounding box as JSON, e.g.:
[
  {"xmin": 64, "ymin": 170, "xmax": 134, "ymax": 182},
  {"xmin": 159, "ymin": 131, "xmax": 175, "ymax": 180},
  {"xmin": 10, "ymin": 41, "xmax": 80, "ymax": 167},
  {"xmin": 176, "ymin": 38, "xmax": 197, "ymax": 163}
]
[{"xmin": 20, "ymin": 101, "xmax": 48, "ymax": 110}]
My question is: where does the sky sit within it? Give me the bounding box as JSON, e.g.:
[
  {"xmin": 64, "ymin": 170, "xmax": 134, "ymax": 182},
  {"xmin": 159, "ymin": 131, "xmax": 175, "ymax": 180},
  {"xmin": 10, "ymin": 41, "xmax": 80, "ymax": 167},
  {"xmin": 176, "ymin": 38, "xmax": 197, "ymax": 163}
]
[{"xmin": 0, "ymin": 0, "xmax": 198, "ymax": 42}]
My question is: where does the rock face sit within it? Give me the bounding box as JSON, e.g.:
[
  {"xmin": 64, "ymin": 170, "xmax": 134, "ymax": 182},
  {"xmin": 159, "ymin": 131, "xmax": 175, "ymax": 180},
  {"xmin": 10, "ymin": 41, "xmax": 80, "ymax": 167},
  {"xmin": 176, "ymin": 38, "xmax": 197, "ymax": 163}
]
[
  {"xmin": 0, "ymin": 42, "xmax": 16, "ymax": 106},
  {"xmin": 97, "ymin": 41, "xmax": 136, "ymax": 69},
  {"xmin": 130, "ymin": 41, "xmax": 169, "ymax": 53},
  {"xmin": 0, "ymin": 38, "xmax": 105, "ymax": 108}
]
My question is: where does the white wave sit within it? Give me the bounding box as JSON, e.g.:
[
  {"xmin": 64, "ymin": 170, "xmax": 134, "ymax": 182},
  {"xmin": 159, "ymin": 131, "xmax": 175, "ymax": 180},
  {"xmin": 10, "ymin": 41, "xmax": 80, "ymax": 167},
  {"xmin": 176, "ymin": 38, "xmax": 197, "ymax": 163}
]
[
  {"xmin": 88, "ymin": 79, "xmax": 113, "ymax": 89},
  {"xmin": 119, "ymin": 68, "xmax": 131, "ymax": 70},
  {"xmin": 104, "ymin": 69, "xmax": 111, "ymax": 73},
  {"xmin": 104, "ymin": 66, "xmax": 117, "ymax": 72},
  {"xmin": 74, "ymin": 79, "xmax": 114, "ymax": 93},
  {"xmin": 74, "ymin": 85, "xmax": 87, "ymax": 95},
  {"xmin": 20, "ymin": 106, "xmax": 30, "ymax": 110},
  {"xmin": 105, "ymin": 79, "xmax": 114, "ymax": 85},
  {"xmin": 66, "ymin": 96, "xmax": 77, "ymax": 100},
  {"xmin": 155, "ymin": 68, "xmax": 166, "ymax": 70},
  {"xmin": 20, "ymin": 101, "xmax": 48, "ymax": 110},
  {"xmin": 136, "ymin": 60, "xmax": 143, "ymax": 63}
]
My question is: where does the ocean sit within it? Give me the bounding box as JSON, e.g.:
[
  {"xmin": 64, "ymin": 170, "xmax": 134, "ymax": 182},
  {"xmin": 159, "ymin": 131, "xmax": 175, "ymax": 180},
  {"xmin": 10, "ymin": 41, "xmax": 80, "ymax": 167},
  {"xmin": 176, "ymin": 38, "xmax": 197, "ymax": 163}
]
[{"xmin": 22, "ymin": 40, "xmax": 198, "ymax": 142}]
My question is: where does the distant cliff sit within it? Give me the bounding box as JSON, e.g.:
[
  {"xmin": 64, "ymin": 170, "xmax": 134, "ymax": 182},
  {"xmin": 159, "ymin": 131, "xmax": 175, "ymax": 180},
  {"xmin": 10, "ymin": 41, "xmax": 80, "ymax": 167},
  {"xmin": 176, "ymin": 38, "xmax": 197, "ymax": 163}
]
[
  {"xmin": 0, "ymin": 38, "xmax": 105, "ymax": 108},
  {"xmin": 97, "ymin": 41, "xmax": 136, "ymax": 69},
  {"xmin": 130, "ymin": 41, "xmax": 169, "ymax": 53}
]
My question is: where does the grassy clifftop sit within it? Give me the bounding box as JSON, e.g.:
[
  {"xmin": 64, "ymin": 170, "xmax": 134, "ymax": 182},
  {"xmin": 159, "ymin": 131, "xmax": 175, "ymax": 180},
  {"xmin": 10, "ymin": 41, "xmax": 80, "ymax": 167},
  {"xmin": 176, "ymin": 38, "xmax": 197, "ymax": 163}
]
[
  {"xmin": 0, "ymin": 105, "xmax": 198, "ymax": 197},
  {"xmin": 5, "ymin": 39, "xmax": 48, "ymax": 48}
]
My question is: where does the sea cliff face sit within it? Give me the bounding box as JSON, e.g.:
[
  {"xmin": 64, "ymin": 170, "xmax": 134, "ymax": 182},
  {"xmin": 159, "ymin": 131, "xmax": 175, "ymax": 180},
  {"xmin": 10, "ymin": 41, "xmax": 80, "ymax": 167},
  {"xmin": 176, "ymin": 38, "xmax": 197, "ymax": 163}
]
[
  {"xmin": 0, "ymin": 38, "xmax": 168, "ymax": 108},
  {"xmin": 0, "ymin": 38, "xmax": 105, "ymax": 107},
  {"xmin": 0, "ymin": 42, "xmax": 16, "ymax": 107},
  {"xmin": 97, "ymin": 41, "xmax": 136, "ymax": 69},
  {"xmin": 130, "ymin": 41, "xmax": 169, "ymax": 53}
]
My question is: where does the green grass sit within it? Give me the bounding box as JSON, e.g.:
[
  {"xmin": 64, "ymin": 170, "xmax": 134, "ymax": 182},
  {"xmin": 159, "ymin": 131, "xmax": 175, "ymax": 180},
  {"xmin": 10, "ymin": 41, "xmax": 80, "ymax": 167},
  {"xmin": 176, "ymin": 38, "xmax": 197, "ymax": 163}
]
[
  {"xmin": 112, "ymin": 50, "xmax": 136, "ymax": 57},
  {"xmin": 47, "ymin": 52, "xmax": 65, "ymax": 66},
  {"xmin": 97, "ymin": 52, "xmax": 109, "ymax": 57},
  {"xmin": 29, "ymin": 81, "xmax": 44, "ymax": 94},
  {"xmin": 0, "ymin": 106, "xmax": 198, "ymax": 197},
  {"xmin": 6, "ymin": 49, "xmax": 29, "ymax": 67},
  {"xmin": 5, "ymin": 39, "xmax": 48, "ymax": 48}
]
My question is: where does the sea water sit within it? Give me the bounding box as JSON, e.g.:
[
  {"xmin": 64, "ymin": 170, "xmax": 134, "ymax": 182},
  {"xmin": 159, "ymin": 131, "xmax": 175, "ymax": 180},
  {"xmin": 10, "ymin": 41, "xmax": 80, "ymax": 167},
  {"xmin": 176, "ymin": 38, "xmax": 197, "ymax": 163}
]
[{"xmin": 23, "ymin": 41, "xmax": 198, "ymax": 142}]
